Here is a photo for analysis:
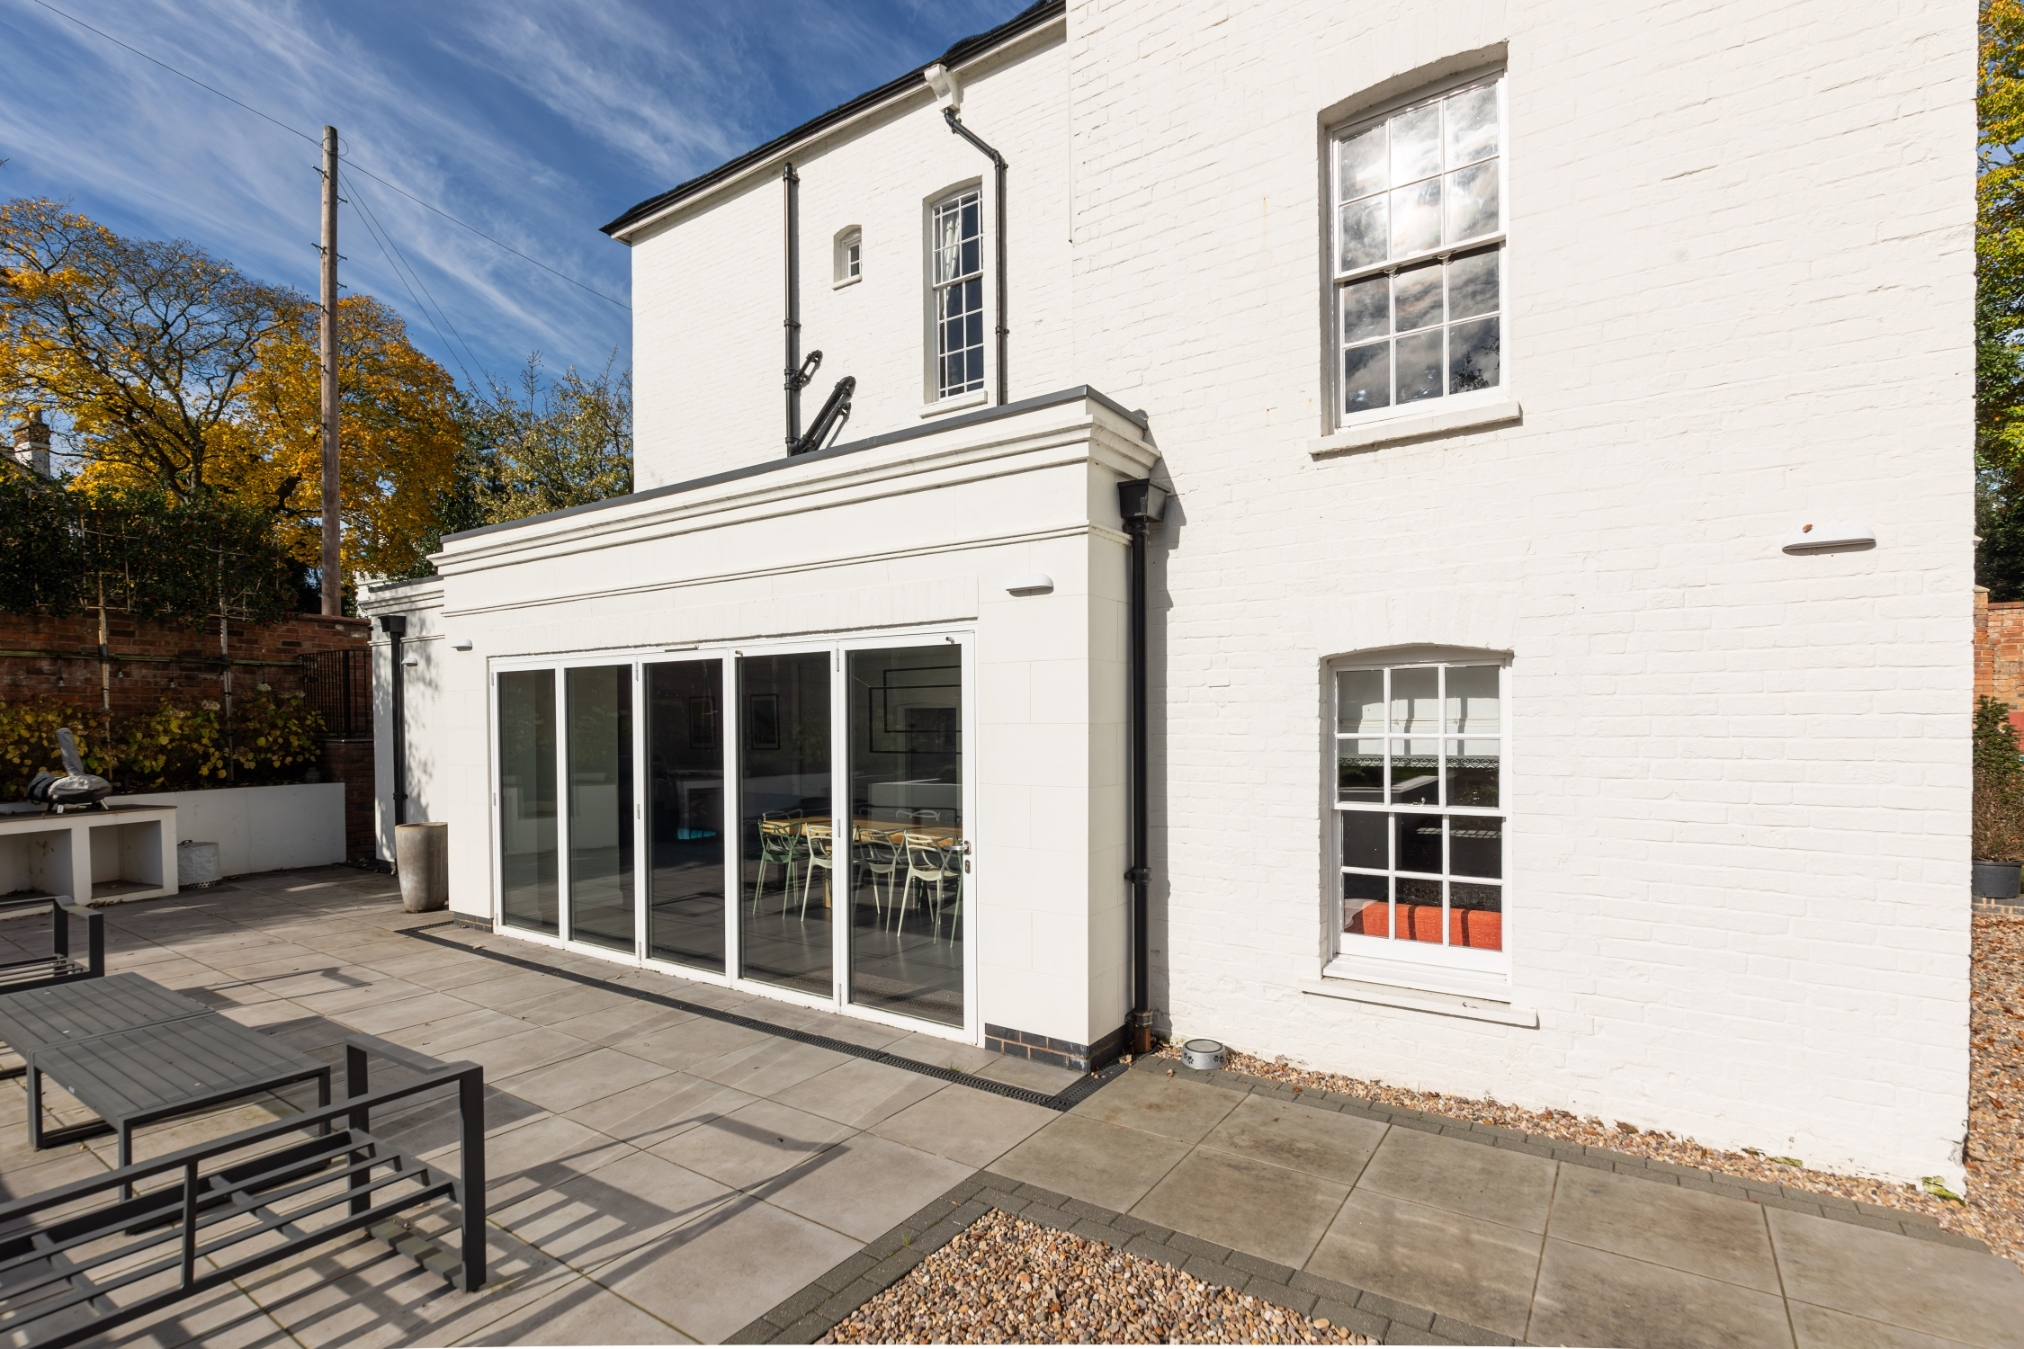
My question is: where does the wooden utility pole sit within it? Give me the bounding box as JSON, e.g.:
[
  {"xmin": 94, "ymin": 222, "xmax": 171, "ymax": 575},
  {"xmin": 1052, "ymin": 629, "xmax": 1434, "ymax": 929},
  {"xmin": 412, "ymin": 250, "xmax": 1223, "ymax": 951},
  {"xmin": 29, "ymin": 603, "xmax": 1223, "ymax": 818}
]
[{"xmin": 319, "ymin": 125, "xmax": 342, "ymax": 615}]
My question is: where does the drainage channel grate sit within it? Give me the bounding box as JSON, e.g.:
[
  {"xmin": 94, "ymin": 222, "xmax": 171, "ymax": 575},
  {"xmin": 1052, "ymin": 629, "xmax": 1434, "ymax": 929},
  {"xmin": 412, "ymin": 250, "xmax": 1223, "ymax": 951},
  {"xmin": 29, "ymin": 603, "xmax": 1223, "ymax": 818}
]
[{"xmin": 399, "ymin": 923, "xmax": 1124, "ymax": 1111}]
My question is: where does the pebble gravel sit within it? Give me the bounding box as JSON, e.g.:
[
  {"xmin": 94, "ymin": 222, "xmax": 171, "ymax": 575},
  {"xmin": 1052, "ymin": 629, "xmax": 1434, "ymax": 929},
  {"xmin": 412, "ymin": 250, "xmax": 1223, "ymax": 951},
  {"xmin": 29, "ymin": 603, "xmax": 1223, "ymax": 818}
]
[
  {"xmin": 820, "ymin": 1209, "xmax": 1374, "ymax": 1345},
  {"xmin": 1155, "ymin": 912, "xmax": 2024, "ymax": 1272}
]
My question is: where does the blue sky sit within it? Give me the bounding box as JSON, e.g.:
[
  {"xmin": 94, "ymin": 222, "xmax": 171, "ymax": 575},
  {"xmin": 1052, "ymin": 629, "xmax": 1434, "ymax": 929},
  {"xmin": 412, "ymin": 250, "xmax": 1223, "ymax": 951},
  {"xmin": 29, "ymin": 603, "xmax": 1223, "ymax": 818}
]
[{"xmin": 0, "ymin": 0, "xmax": 1025, "ymax": 393}]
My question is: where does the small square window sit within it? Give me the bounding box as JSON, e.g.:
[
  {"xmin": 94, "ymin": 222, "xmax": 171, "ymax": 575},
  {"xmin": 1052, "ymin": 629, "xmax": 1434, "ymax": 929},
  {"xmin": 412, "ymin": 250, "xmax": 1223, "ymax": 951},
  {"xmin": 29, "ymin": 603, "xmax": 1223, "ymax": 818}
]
[{"xmin": 834, "ymin": 227, "xmax": 863, "ymax": 284}]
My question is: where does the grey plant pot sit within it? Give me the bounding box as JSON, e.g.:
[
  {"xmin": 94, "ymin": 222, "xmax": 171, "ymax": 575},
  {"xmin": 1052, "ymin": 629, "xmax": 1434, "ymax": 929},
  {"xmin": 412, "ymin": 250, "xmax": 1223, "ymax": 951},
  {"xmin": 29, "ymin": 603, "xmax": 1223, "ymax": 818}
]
[
  {"xmin": 1972, "ymin": 859, "xmax": 2021, "ymax": 900},
  {"xmin": 396, "ymin": 822, "xmax": 450, "ymax": 913}
]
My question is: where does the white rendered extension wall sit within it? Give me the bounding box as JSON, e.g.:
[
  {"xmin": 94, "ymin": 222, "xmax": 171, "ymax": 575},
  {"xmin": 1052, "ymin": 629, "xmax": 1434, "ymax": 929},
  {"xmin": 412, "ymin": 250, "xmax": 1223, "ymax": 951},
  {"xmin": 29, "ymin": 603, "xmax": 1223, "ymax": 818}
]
[
  {"xmin": 1064, "ymin": 0, "xmax": 1975, "ymax": 1182},
  {"xmin": 627, "ymin": 18, "xmax": 1072, "ymax": 487},
  {"xmin": 370, "ymin": 394, "xmax": 1154, "ymax": 1052}
]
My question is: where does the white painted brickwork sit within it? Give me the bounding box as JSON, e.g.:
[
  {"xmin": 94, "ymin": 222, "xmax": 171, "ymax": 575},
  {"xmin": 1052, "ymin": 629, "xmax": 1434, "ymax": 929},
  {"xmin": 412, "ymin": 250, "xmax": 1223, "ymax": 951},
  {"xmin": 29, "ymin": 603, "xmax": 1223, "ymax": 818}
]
[
  {"xmin": 380, "ymin": 0, "xmax": 1974, "ymax": 1181},
  {"xmin": 1063, "ymin": 0, "xmax": 1974, "ymax": 1182}
]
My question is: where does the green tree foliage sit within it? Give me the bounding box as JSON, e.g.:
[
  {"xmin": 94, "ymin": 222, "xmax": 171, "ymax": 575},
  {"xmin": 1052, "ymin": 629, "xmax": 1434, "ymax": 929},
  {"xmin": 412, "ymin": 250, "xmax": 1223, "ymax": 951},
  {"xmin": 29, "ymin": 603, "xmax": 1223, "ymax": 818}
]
[
  {"xmin": 462, "ymin": 353, "xmax": 633, "ymax": 529},
  {"xmin": 1979, "ymin": 2, "xmax": 2024, "ymax": 595}
]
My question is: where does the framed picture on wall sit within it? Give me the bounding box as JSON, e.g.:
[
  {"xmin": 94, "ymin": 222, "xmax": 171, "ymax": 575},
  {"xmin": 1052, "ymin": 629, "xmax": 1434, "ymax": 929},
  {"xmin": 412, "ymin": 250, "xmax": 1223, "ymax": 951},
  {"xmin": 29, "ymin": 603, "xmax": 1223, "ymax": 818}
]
[{"xmin": 746, "ymin": 693, "xmax": 779, "ymax": 751}]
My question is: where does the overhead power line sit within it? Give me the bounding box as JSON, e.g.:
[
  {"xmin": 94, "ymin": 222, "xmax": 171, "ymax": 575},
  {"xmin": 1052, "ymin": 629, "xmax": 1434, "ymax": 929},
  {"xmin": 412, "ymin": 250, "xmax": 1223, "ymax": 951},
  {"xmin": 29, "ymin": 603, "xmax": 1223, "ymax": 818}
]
[{"xmin": 24, "ymin": 0, "xmax": 631, "ymax": 311}]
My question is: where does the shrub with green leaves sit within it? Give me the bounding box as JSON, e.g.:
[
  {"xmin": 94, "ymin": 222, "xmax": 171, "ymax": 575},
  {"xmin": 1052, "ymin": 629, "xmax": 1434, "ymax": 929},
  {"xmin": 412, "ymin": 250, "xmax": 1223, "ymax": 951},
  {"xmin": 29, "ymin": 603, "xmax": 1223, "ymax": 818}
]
[{"xmin": 1973, "ymin": 695, "xmax": 2024, "ymax": 861}]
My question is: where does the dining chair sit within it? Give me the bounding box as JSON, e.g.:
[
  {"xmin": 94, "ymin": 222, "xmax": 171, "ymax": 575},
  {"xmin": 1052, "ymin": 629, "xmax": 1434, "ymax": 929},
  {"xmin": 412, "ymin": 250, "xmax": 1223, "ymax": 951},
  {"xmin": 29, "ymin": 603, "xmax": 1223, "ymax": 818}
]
[
  {"xmin": 800, "ymin": 822, "xmax": 836, "ymax": 918},
  {"xmin": 898, "ymin": 832, "xmax": 961, "ymax": 936},
  {"xmin": 852, "ymin": 825, "xmax": 899, "ymax": 921},
  {"xmin": 753, "ymin": 817, "xmax": 803, "ymax": 916}
]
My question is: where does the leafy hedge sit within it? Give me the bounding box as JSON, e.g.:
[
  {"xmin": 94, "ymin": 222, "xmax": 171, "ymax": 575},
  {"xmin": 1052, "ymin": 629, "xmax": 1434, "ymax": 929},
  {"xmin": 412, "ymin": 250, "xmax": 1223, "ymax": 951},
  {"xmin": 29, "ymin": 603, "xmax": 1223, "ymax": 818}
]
[
  {"xmin": 1975, "ymin": 695, "xmax": 2024, "ymax": 862},
  {"xmin": 0, "ymin": 689, "xmax": 324, "ymax": 797},
  {"xmin": 0, "ymin": 476, "xmax": 299, "ymax": 626}
]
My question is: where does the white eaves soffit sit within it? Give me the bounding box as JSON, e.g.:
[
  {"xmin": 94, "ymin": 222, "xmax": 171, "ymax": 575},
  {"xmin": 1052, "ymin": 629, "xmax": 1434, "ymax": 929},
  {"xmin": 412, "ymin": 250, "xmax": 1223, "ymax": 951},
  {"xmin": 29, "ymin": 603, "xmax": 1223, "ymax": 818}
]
[{"xmin": 432, "ymin": 392, "xmax": 1157, "ymax": 619}]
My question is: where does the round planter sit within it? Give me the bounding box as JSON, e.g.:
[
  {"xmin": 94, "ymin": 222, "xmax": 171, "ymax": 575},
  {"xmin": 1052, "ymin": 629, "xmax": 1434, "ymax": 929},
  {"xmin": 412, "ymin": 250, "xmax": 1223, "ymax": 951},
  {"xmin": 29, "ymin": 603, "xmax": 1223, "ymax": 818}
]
[
  {"xmin": 1973, "ymin": 859, "xmax": 2021, "ymax": 900},
  {"xmin": 176, "ymin": 840, "xmax": 221, "ymax": 888},
  {"xmin": 395, "ymin": 822, "xmax": 450, "ymax": 913}
]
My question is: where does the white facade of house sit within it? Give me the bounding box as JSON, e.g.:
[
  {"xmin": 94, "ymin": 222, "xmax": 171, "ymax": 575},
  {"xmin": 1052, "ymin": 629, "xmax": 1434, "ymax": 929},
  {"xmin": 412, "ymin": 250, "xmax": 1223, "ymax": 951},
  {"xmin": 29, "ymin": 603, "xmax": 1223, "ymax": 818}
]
[{"xmin": 365, "ymin": 0, "xmax": 1976, "ymax": 1183}]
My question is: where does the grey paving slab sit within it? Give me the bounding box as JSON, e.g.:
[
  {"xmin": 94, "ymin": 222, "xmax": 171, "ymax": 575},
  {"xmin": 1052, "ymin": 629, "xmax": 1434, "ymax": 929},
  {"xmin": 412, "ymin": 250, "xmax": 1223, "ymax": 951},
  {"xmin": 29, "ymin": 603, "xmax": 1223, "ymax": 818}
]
[
  {"xmin": 339, "ymin": 991, "xmax": 488, "ymax": 1036},
  {"xmin": 971, "ymin": 1053, "xmax": 1085, "ymax": 1093},
  {"xmin": 493, "ymin": 1046, "xmax": 676, "ymax": 1114},
  {"xmin": 868, "ymin": 1082, "xmax": 1059, "ymax": 1167},
  {"xmin": 1788, "ymin": 1300, "xmax": 1981, "ymax": 1349},
  {"xmin": 562, "ymin": 1071, "xmax": 757, "ymax": 1149},
  {"xmin": 992, "ymin": 1111, "xmax": 1190, "ymax": 1213},
  {"xmin": 769, "ymin": 1056, "xmax": 946, "ymax": 1129},
  {"xmin": 1306, "ymin": 1186, "xmax": 1542, "ymax": 1341},
  {"xmin": 1198, "ymin": 1092, "xmax": 1389, "ymax": 1186},
  {"xmin": 491, "ymin": 1146, "xmax": 735, "ymax": 1268},
  {"xmin": 544, "ymin": 1001, "xmax": 698, "ymax": 1047},
  {"xmin": 880, "ymin": 1030, "xmax": 1002, "ymax": 1072},
  {"xmin": 450, "ymin": 1280, "xmax": 695, "ymax": 1346},
  {"xmin": 1528, "ymin": 1236, "xmax": 1795, "ymax": 1349},
  {"xmin": 1766, "ymin": 1206, "xmax": 2024, "ymax": 1349},
  {"xmin": 605, "ymin": 1015, "xmax": 772, "ymax": 1070},
  {"xmin": 1549, "ymin": 1163, "xmax": 1782, "ymax": 1294},
  {"xmin": 755, "ymin": 1132, "xmax": 975, "ymax": 1240},
  {"xmin": 686, "ymin": 1036, "xmax": 855, "ymax": 1097},
  {"xmin": 646, "ymin": 1097, "xmax": 855, "ymax": 1191},
  {"xmin": 1066, "ymin": 1065, "xmax": 1241, "ymax": 1143},
  {"xmin": 1354, "ymin": 1120, "xmax": 1558, "ymax": 1232},
  {"xmin": 1132, "ymin": 1145, "xmax": 1350, "ymax": 1269},
  {"xmin": 590, "ymin": 1194, "xmax": 862, "ymax": 1343}
]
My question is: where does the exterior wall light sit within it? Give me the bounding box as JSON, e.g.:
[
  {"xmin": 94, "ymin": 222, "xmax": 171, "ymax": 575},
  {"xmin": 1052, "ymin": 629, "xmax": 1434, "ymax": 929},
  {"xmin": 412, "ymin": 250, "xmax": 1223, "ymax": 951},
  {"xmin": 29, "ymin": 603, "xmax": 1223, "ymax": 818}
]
[
  {"xmin": 1005, "ymin": 574, "xmax": 1054, "ymax": 595},
  {"xmin": 1782, "ymin": 522, "xmax": 1875, "ymax": 554}
]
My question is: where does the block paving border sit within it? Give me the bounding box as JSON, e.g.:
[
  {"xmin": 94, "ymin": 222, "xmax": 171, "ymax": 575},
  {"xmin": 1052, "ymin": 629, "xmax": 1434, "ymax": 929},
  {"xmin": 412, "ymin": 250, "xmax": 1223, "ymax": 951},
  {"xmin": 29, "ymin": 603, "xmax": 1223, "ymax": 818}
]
[{"xmin": 728, "ymin": 1169, "xmax": 1505, "ymax": 1346}]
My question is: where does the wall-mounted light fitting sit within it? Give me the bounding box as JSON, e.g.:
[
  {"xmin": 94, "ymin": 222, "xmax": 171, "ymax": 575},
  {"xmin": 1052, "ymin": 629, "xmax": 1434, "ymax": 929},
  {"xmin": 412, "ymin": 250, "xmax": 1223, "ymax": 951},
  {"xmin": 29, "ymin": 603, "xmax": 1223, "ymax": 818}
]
[
  {"xmin": 1005, "ymin": 574, "xmax": 1054, "ymax": 595},
  {"xmin": 449, "ymin": 637, "xmax": 473, "ymax": 651},
  {"xmin": 1782, "ymin": 521, "xmax": 1876, "ymax": 554}
]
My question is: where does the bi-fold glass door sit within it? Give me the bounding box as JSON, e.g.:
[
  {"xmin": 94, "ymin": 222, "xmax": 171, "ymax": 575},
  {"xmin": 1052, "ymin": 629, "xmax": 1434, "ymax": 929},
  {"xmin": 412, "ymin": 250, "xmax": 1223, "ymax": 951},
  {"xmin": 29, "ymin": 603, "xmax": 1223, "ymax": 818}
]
[{"xmin": 493, "ymin": 637, "xmax": 970, "ymax": 1034}]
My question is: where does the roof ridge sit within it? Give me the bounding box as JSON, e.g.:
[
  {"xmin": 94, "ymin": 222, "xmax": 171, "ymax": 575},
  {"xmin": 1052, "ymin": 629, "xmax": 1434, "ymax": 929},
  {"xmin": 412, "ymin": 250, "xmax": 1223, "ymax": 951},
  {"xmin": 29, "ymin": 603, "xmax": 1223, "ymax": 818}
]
[{"xmin": 600, "ymin": 0, "xmax": 1064, "ymax": 238}]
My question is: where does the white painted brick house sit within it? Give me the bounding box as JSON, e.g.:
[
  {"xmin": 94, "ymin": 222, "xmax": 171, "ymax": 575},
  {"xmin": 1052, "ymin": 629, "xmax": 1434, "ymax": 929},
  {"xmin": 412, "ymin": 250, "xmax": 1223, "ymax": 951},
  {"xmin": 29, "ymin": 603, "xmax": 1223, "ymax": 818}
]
[{"xmin": 362, "ymin": 0, "xmax": 1976, "ymax": 1184}]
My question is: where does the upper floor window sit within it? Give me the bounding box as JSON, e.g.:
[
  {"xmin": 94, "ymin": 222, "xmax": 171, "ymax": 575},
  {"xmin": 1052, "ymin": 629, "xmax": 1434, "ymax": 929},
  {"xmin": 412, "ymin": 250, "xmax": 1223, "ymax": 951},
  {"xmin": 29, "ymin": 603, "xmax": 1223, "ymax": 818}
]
[
  {"xmin": 931, "ymin": 189, "xmax": 985, "ymax": 399},
  {"xmin": 1334, "ymin": 659, "xmax": 1504, "ymax": 960},
  {"xmin": 1332, "ymin": 76, "xmax": 1505, "ymax": 424},
  {"xmin": 836, "ymin": 227, "xmax": 862, "ymax": 285}
]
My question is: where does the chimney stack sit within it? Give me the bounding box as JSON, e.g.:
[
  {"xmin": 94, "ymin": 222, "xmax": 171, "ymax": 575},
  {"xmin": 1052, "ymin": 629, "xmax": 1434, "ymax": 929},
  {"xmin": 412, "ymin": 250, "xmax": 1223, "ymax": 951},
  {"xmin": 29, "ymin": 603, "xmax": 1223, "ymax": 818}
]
[{"xmin": 11, "ymin": 409, "xmax": 51, "ymax": 478}]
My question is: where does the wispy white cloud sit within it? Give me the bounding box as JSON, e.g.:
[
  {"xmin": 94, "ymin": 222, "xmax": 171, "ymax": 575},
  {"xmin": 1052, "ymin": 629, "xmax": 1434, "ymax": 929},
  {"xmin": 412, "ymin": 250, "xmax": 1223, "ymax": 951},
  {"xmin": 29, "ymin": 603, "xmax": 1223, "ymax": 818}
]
[{"xmin": 0, "ymin": 0, "xmax": 1024, "ymax": 389}]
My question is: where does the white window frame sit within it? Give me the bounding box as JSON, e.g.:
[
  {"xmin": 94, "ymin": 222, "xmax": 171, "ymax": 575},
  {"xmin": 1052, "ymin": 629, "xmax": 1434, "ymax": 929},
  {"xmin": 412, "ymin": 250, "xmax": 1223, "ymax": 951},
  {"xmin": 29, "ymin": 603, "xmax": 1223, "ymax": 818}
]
[
  {"xmin": 835, "ymin": 226, "xmax": 862, "ymax": 287},
  {"xmin": 1326, "ymin": 655, "xmax": 1511, "ymax": 988},
  {"xmin": 927, "ymin": 185, "xmax": 986, "ymax": 402},
  {"xmin": 1328, "ymin": 71, "xmax": 1508, "ymax": 431}
]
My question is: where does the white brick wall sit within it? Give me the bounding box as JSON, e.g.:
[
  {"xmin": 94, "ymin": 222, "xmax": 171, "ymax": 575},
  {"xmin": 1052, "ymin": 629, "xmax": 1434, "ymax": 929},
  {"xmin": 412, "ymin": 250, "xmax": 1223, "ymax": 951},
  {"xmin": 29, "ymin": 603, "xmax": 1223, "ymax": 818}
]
[
  {"xmin": 630, "ymin": 28, "xmax": 1075, "ymax": 487},
  {"xmin": 1066, "ymin": 0, "xmax": 1975, "ymax": 1181},
  {"xmin": 426, "ymin": 0, "xmax": 1972, "ymax": 1181}
]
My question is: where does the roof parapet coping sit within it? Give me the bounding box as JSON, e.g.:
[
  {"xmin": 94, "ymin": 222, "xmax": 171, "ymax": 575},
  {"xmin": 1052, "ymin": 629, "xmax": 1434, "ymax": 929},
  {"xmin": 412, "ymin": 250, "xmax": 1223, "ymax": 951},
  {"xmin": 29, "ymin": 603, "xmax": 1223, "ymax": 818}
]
[{"xmin": 436, "ymin": 384, "xmax": 1150, "ymax": 550}]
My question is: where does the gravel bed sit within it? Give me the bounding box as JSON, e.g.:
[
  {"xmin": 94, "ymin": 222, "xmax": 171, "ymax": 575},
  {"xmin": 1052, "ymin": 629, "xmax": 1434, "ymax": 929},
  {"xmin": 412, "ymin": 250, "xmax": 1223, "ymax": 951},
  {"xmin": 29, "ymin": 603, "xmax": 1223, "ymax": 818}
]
[
  {"xmin": 1155, "ymin": 912, "xmax": 2024, "ymax": 1272},
  {"xmin": 820, "ymin": 1209, "xmax": 1374, "ymax": 1345}
]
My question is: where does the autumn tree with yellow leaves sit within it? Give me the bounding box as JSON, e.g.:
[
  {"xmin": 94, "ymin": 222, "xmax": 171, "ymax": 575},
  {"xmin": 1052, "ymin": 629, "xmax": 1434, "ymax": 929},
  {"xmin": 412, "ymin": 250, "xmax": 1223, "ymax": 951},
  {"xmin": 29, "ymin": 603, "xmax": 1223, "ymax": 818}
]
[{"xmin": 0, "ymin": 197, "xmax": 463, "ymax": 590}]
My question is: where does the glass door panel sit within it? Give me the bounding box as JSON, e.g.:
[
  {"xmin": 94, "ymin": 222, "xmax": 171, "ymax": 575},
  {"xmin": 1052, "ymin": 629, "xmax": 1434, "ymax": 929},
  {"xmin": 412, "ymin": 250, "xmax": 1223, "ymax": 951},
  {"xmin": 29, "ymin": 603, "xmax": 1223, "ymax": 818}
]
[
  {"xmin": 647, "ymin": 660, "xmax": 726, "ymax": 971},
  {"xmin": 566, "ymin": 666, "xmax": 635, "ymax": 952},
  {"xmin": 498, "ymin": 670, "xmax": 558, "ymax": 934},
  {"xmin": 738, "ymin": 653, "xmax": 833, "ymax": 995},
  {"xmin": 847, "ymin": 646, "xmax": 963, "ymax": 1026}
]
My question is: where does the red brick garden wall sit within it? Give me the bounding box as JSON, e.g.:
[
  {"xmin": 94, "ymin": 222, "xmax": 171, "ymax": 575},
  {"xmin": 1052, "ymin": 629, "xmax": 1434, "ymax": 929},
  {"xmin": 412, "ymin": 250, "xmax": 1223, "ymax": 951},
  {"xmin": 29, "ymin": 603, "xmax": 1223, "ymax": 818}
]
[{"xmin": 1976, "ymin": 586, "xmax": 2024, "ymax": 731}]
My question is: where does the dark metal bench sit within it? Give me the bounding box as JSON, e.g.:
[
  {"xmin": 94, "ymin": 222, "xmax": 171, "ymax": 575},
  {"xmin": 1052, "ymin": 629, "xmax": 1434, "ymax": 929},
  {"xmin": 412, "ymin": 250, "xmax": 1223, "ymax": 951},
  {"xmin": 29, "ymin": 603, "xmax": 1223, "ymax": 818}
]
[
  {"xmin": 0, "ymin": 1036, "xmax": 486, "ymax": 1348},
  {"xmin": 0, "ymin": 898, "xmax": 102, "ymax": 995}
]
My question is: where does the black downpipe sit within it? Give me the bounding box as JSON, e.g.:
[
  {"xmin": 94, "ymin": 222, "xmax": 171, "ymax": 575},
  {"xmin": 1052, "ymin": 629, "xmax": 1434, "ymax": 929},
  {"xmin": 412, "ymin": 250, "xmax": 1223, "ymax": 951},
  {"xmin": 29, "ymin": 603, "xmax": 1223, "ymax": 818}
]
[
  {"xmin": 1116, "ymin": 478, "xmax": 1167, "ymax": 1054},
  {"xmin": 783, "ymin": 162, "xmax": 802, "ymax": 451},
  {"xmin": 943, "ymin": 107, "xmax": 1009, "ymax": 406},
  {"xmin": 379, "ymin": 614, "xmax": 408, "ymax": 830}
]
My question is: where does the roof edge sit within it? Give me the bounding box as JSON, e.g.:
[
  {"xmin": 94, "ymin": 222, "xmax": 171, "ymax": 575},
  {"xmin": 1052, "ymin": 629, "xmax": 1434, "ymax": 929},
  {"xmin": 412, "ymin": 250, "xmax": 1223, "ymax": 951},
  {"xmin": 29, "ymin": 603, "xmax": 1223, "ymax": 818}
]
[
  {"xmin": 600, "ymin": 0, "xmax": 1065, "ymax": 239},
  {"xmin": 438, "ymin": 383, "xmax": 1148, "ymax": 549}
]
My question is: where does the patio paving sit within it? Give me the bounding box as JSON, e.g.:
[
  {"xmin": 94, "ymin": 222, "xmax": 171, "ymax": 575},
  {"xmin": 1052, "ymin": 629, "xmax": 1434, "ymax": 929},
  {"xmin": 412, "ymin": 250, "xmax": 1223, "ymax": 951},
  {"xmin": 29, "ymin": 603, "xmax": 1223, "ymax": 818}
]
[{"xmin": 0, "ymin": 866, "xmax": 2017, "ymax": 1347}]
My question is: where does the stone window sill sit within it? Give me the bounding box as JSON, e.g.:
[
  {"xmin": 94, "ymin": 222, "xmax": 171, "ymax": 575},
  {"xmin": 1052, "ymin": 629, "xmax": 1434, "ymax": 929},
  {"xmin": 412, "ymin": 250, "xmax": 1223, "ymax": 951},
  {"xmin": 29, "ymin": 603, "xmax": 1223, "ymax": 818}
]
[
  {"xmin": 1309, "ymin": 396, "xmax": 1521, "ymax": 458},
  {"xmin": 921, "ymin": 389, "xmax": 990, "ymax": 419},
  {"xmin": 1303, "ymin": 972, "xmax": 1538, "ymax": 1027}
]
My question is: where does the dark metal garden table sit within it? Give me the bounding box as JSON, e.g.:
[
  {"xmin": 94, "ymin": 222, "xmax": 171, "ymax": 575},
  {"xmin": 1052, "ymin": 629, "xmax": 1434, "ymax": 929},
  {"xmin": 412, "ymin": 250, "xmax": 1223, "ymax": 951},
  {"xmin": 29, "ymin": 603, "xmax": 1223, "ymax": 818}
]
[{"xmin": 0, "ymin": 972, "xmax": 332, "ymax": 1177}]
